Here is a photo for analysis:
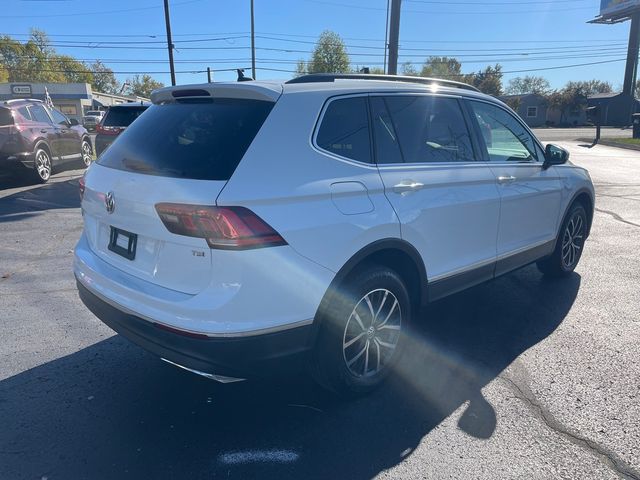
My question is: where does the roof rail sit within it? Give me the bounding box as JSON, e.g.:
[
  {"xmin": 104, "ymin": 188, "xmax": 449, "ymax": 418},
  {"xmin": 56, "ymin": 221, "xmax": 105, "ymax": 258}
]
[
  {"xmin": 4, "ymin": 98, "xmax": 43, "ymax": 104},
  {"xmin": 286, "ymin": 73, "xmax": 480, "ymax": 92}
]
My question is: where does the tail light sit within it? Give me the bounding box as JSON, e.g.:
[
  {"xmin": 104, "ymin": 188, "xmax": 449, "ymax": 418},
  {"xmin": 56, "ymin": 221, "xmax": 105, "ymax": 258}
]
[
  {"xmin": 78, "ymin": 174, "xmax": 86, "ymax": 200},
  {"xmin": 96, "ymin": 124, "xmax": 123, "ymax": 135},
  {"xmin": 155, "ymin": 203, "xmax": 287, "ymax": 250}
]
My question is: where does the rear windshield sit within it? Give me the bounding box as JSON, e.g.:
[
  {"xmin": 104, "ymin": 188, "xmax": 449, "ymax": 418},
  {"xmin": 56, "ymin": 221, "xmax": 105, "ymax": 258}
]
[
  {"xmin": 102, "ymin": 106, "xmax": 147, "ymax": 127},
  {"xmin": 97, "ymin": 99, "xmax": 274, "ymax": 181},
  {"xmin": 0, "ymin": 108, "xmax": 14, "ymax": 126}
]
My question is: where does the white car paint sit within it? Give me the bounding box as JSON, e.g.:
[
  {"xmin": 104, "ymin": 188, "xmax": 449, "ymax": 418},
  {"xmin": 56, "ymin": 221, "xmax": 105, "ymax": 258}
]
[{"xmin": 74, "ymin": 78, "xmax": 594, "ymax": 341}]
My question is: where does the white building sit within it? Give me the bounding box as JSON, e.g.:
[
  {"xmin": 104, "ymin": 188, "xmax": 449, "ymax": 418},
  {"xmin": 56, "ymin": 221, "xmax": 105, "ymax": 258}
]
[{"xmin": 0, "ymin": 82, "xmax": 149, "ymax": 122}]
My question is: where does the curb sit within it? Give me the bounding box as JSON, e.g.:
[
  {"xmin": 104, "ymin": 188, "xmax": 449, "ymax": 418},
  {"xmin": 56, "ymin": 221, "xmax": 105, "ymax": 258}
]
[{"xmin": 576, "ymin": 138, "xmax": 640, "ymax": 151}]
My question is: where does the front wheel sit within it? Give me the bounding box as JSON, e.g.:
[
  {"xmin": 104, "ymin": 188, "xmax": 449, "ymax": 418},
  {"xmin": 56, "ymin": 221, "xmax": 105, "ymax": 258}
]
[
  {"xmin": 537, "ymin": 203, "xmax": 587, "ymax": 277},
  {"xmin": 311, "ymin": 265, "xmax": 411, "ymax": 396}
]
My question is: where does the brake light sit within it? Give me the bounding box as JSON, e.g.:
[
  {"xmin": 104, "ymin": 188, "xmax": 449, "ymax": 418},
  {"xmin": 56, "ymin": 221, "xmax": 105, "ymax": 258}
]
[
  {"xmin": 96, "ymin": 124, "xmax": 122, "ymax": 135},
  {"xmin": 78, "ymin": 174, "xmax": 86, "ymax": 200},
  {"xmin": 155, "ymin": 203, "xmax": 287, "ymax": 250}
]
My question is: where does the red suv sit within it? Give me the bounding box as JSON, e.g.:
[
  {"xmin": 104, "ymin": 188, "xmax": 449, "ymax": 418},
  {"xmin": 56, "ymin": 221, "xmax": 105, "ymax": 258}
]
[{"xmin": 0, "ymin": 99, "xmax": 92, "ymax": 183}]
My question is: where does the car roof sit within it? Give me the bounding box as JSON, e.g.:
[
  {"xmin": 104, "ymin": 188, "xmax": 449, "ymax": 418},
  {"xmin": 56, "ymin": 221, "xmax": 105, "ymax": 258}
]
[
  {"xmin": 153, "ymin": 76, "xmax": 500, "ymax": 106},
  {"xmin": 107, "ymin": 102, "xmax": 151, "ymax": 109},
  {"xmin": 2, "ymin": 98, "xmax": 45, "ymax": 108}
]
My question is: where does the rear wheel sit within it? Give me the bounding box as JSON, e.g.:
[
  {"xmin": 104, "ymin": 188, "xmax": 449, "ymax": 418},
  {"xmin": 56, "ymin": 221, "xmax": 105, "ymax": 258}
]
[
  {"xmin": 33, "ymin": 147, "xmax": 52, "ymax": 183},
  {"xmin": 81, "ymin": 138, "xmax": 93, "ymax": 167},
  {"xmin": 311, "ymin": 265, "xmax": 410, "ymax": 396},
  {"xmin": 537, "ymin": 203, "xmax": 587, "ymax": 277}
]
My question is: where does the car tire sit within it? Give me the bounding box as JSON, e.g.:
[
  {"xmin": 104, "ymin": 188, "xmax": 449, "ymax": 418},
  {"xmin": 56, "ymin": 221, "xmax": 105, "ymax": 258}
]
[
  {"xmin": 537, "ymin": 203, "xmax": 587, "ymax": 277},
  {"xmin": 311, "ymin": 265, "xmax": 411, "ymax": 396},
  {"xmin": 33, "ymin": 147, "xmax": 52, "ymax": 183},
  {"xmin": 81, "ymin": 138, "xmax": 93, "ymax": 167}
]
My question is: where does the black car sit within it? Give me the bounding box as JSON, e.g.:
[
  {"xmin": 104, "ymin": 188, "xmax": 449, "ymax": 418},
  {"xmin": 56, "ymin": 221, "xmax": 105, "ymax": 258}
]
[
  {"xmin": 95, "ymin": 103, "xmax": 149, "ymax": 157},
  {"xmin": 0, "ymin": 99, "xmax": 92, "ymax": 182}
]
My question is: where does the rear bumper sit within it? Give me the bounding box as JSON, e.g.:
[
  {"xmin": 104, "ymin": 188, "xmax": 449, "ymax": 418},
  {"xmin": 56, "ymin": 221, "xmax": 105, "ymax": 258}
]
[
  {"xmin": 0, "ymin": 152, "xmax": 34, "ymax": 169},
  {"xmin": 77, "ymin": 280, "xmax": 314, "ymax": 379}
]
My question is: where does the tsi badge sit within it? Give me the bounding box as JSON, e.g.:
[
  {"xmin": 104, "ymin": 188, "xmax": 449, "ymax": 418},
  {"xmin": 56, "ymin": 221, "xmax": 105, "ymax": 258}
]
[{"xmin": 105, "ymin": 191, "xmax": 115, "ymax": 214}]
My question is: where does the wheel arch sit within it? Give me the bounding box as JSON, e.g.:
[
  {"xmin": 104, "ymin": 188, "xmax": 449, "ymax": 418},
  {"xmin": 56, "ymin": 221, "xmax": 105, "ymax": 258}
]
[
  {"xmin": 309, "ymin": 239, "xmax": 428, "ymax": 345},
  {"xmin": 552, "ymin": 188, "xmax": 594, "ymax": 252}
]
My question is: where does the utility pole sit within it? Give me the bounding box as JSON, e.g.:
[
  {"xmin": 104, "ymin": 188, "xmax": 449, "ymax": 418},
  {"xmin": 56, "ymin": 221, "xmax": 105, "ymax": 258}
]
[
  {"xmin": 251, "ymin": 0, "xmax": 256, "ymax": 80},
  {"xmin": 207, "ymin": 67, "xmax": 212, "ymax": 83},
  {"xmin": 623, "ymin": 12, "xmax": 640, "ymax": 98},
  {"xmin": 387, "ymin": 0, "xmax": 401, "ymax": 75},
  {"xmin": 383, "ymin": 0, "xmax": 390, "ymax": 74},
  {"xmin": 163, "ymin": 0, "xmax": 176, "ymax": 86}
]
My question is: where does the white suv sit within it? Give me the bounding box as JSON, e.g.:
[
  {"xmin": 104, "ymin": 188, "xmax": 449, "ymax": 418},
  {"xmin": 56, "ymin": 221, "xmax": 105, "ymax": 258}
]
[{"xmin": 74, "ymin": 74, "xmax": 594, "ymax": 395}]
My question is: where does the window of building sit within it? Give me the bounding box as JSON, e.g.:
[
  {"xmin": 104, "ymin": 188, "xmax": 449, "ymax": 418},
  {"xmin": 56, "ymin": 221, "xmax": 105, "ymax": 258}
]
[
  {"xmin": 316, "ymin": 97, "xmax": 372, "ymax": 164},
  {"xmin": 527, "ymin": 106, "xmax": 538, "ymax": 118}
]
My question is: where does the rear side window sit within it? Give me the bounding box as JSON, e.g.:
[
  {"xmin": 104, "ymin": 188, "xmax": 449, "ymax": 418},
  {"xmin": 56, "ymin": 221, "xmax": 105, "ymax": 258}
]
[
  {"xmin": 98, "ymin": 99, "xmax": 274, "ymax": 181},
  {"xmin": 381, "ymin": 95, "xmax": 474, "ymax": 163},
  {"xmin": 17, "ymin": 106, "xmax": 31, "ymax": 121},
  {"xmin": 102, "ymin": 106, "xmax": 147, "ymax": 127},
  {"xmin": 28, "ymin": 104, "xmax": 51, "ymax": 124},
  {"xmin": 0, "ymin": 108, "xmax": 13, "ymax": 126},
  {"xmin": 316, "ymin": 97, "xmax": 371, "ymax": 164}
]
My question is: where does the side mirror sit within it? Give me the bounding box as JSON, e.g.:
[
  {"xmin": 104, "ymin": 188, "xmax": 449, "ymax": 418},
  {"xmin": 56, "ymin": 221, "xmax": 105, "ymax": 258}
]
[
  {"xmin": 68, "ymin": 118, "xmax": 79, "ymax": 126},
  {"xmin": 543, "ymin": 144, "xmax": 569, "ymax": 169}
]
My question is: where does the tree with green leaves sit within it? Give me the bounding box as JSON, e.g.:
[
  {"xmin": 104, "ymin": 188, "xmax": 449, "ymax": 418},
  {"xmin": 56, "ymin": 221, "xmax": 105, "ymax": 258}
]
[
  {"xmin": 90, "ymin": 60, "xmax": 120, "ymax": 94},
  {"xmin": 564, "ymin": 80, "xmax": 612, "ymax": 97},
  {"xmin": 54, "ymin": 55, "xmax": 93, "ymax": 84},
  {"xmin": 401, "ymin": 61, "xmax": 418, "ymax": 76},
  {"xmin": 126, "ymin": 74, "xmax": 164, "ymax": 98},
  {"xmin": 505, "ymin": 75, "xmax": 550, "ymax": 95},
  {"xmin": 420, "ymin": 56, "xmax": 463, "ymax": 80},
  {"xmin": 306, "ymin": 30, "xmax": 350, "ymax": 74},
  {"xmin": 547, "ymin": 83, "xmax": 588, "ymax": 125},
  {"xmin": 464, "ymin": 64, "xmax": 503, "ymax": 96}
]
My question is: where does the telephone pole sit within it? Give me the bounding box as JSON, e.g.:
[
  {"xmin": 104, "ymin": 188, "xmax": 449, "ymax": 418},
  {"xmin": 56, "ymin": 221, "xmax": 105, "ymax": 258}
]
[
  {"xmin": 163, "ymin": 0, "xmax": 176, "ymax": 86},
  {"xmin": 387, "ymin": 0, "xmax": 402, "ymax": 75},
  {"xmin": 251, "ymin": 0, "xmax": 256, "ymax": 79}
]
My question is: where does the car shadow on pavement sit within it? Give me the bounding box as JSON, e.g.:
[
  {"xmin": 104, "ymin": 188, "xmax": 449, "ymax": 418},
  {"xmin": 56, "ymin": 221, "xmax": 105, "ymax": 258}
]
[
  {"xmin": 0, "ymin": 267, "xmax": 580, "ymax": 480},
  {"xmin": 0, "ymin": 177, "xmax": 80, "ymax": 223}
]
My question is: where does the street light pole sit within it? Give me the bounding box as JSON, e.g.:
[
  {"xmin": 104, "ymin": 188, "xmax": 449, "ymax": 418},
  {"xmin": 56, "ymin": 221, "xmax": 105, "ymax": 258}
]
[
  {"xmin": 163, "ymin": 0, "xmax": 176, "ymax": 86},
  {"xmin": 251, "ymin": 0, "xmax": 256, "ymax": 79}
]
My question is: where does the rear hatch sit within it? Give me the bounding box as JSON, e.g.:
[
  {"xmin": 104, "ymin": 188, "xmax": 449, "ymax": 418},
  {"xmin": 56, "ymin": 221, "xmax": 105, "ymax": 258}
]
[
  {"xmin": 0, "ymin": 107, "xmax": 18, "ymax": 154},
  {"xmin": 97, "ymin": 104, "xmax": 148, "ymax": 135},
  {"xmin": 82, "ymin": 87, "xmax": 278, "ymax": 294}
]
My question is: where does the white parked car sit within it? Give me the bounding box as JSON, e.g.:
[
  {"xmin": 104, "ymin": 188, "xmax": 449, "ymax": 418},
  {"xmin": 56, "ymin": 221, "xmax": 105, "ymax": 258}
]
[{"xmin": 74, "ymin": 74, "xmax": 594, "ymax": 395}]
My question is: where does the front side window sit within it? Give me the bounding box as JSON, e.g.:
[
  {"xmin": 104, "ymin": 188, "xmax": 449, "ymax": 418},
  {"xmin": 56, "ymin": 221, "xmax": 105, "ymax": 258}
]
[
  {"xmin": 316, "ymin": 96, "xmax": 371, "ymax": 164},
  {"xmin": 469, "ymin": 100, "xmax": 537, "ymax": 162},
  {"xmin": 28, "ymin": 104, "xmax": 52, "ymax": 124},
  {"xmin": 378, "ymin": 95, "xmax": 474, "ymax": 164},
  {"xmin": 49, "ymin": 108, "xmax": 69, "ymax": 125}
]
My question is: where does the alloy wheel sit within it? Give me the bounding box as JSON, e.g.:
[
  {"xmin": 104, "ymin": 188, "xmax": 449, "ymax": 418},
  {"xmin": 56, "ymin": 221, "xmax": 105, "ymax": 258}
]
[
  {"xmin": 342, "ymin": 288, "xmax": 402, "ymax": 378},
  {"xmin": 561, "ymin": 212, "xmax": 585, "ymax": 268},
  {"xmin": 36, "ymin": 150, "xmax": 51, "ymax": 181},
  {"xmin": 82, "ymin": 141, "xmax": 92, "ymax": 166}
]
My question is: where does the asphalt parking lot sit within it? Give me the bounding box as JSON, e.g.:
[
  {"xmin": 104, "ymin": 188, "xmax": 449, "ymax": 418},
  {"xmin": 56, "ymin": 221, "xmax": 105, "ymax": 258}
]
[{"xmin": 1, "ymin": 142, "xmax": 639, "ymax": 480}]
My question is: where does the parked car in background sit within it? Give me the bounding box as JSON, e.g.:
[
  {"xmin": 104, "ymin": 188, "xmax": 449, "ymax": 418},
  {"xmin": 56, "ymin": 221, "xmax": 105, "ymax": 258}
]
[
  {"xmin": 95, "ymin": 103, "xmax": 149, "ymax": 156},
  {"xmin": 83, "ymin": 110, "xmax": 104, "ymax": 132},
  {"xmin": 75, "ymin": 75, "xmax": 594, "ymax": 395},
  {"xmin": 0, "ymin": 98, "xmax": 92, "ymax": 182}
]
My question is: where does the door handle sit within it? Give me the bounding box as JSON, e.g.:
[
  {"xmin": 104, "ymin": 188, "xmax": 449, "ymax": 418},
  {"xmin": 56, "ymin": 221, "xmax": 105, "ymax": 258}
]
[
  {"xmin": 393, "ymin": 180, "xmax": 424, "ymax": 194},
  {"xmin": 497, "ymin": 175, "xmax": 517, "ymax": 184},
  {"xmin": 40, "ymin": 129, "xmax": 48, "ymax": 133}
]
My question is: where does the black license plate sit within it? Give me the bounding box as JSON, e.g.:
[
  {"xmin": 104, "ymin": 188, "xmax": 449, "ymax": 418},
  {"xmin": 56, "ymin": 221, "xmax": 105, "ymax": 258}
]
[{"xmin": 108, "ymin": 227, "xmax": 137, "ymax": 260}]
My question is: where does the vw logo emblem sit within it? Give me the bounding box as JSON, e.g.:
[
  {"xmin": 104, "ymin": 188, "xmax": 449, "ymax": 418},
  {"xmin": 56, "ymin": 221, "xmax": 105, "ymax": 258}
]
[{"xmin": 105, "ymin": 191, "xmax": 115, "ymax": 214}]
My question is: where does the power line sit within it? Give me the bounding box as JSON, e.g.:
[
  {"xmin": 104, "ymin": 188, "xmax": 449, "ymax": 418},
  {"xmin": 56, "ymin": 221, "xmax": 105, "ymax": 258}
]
[{"xmin": 4, "ymin": 0, "xmax": 207, "ymax": 18}]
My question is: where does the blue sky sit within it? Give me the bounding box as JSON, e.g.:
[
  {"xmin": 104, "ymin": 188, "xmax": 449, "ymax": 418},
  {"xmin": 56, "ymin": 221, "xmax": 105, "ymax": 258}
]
[{"xmin": 1, "ymin": 0, "xmax": 633, "ymax": 90}]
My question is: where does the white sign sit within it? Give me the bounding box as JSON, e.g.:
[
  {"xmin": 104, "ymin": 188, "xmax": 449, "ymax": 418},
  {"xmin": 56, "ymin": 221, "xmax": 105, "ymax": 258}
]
[
  {"xmin": 600, "ymin": 0, "xmax": 640, "ymax": 17},
  {"xmin": 11, "ymin": 84, "xmax": 32, "ymax": 96}
]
